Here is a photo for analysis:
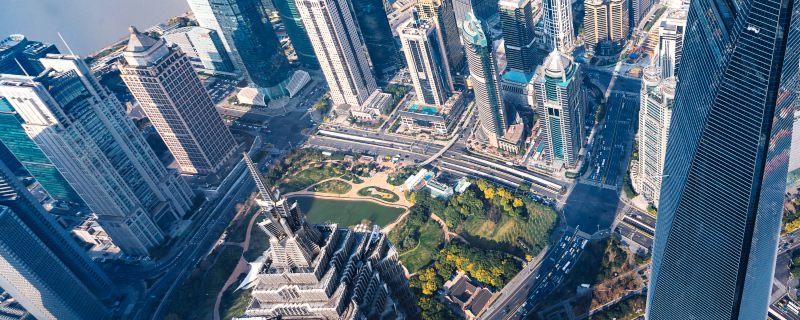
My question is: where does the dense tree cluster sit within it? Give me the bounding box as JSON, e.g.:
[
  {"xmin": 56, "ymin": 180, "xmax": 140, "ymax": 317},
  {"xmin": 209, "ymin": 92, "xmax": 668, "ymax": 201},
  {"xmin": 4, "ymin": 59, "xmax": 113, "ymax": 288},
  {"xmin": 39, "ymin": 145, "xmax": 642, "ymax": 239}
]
[
  {"xmin": 435, "ymin": 244, "xmax": 520, "ymax": 288},
  {"xmin": 596, "ymin": 234, "xmax": 630, "ymax": 283}
]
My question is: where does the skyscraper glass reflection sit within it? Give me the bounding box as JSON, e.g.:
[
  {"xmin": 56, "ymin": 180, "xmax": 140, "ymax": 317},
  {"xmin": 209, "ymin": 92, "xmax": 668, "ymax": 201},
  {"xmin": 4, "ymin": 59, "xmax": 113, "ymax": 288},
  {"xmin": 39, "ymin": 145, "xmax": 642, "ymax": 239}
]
[{"xmin": 647, "ymin": 0, "xmax": 799, "ymax": 318}]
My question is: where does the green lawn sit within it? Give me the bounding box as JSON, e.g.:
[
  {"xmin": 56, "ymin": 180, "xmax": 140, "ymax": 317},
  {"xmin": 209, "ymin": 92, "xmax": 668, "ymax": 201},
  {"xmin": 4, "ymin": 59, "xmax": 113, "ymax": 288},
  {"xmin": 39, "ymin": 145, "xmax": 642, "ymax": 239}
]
[
  {"xmin": 399, "ymin": 220, "xmax": 443, "ymax": 272},
  {"xmin": 310, "ymin": 180, "xmax": 352, "ymax": 194},
  {"xmin": 281, "ymin": 163, "xmax": 347, "ymax": 192},
  {"xmin": 462, "ymin": 211, "xmax": 556, "ymax": 257},
  {"xmin": 164, "ymin": 245, "xmax": 244, "ymax": 320},
  {"xmin": 291, "ymin": 196, "xmax": 405, "ymax": 227},
  {"xmin": 357, "ymin": 186, "xmax": 400, "ymax": 202}
]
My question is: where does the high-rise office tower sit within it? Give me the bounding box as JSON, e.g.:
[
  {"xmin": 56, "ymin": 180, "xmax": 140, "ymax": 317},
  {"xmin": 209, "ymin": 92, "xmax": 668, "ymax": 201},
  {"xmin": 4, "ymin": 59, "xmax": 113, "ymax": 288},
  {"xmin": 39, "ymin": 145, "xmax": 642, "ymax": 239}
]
[
  {"xmin": 530, "ymin": 50, "xmax": 584, "ymax": 168},
  {"xmin": 542, "ymin": 0, "xmax": 575, "ymax": 52},
  {"xmin": 635, "ymin": 66, "xmax": 673, "ymax": 206},
  {"xmin": 646, "ymin": 0, "xmax": 799, "ymax": 316},
  {"xmin": 272, "ymin": 0, "xmax": 319, "ymax": 68},
  {"xmin": 630, "ymin": 0, "xmax": 653, "ymax": 29},
  {"xmin": 453, "ymin": 0, "xmax": 497, "ymax": 26},
  {"xmin": 462, "ymin": 12, "xmax": 507, "ymax": 147},
  {"xmin": 607, "ymin": 0, "xmax": 629, "ymax": 43},
  {"xmin": 0, "ymin": 161, "xmax": 112, "ymax": 319},
  {"xmin": 161, "ymin": 26, "xmax": 236, "ymax": 75},
  {"xmin": 238, "ymin": 154, "xmax": 414, "ymax": 318},
  {"xmin": 186, "ymin": 0, "xmax": 291, "ymax": 98},
  {"xmin": 0, "ymin": 35, "xmax": 59, "ymax": 76},
  {"xmin": 498, "ymin": 0, "xmax": 537, "ymax": 108},
  {"xmin": 0, "ymin": 55, "xmax": 194, "ymax": 256},
  {"xmin": 0, "ymin": 97, "xmax": 81, "ymax": 203},
  {"xmin": 352, "ymin": 0, "xmax": 401, "ymax": 83},
  {"xmin": 120, "ymin": 27, "xmax": 237, "ymax": 176},
  {"xmin": 399, "ymin": 16, "xmax": 454, "ymax": 107},
  {"xmin": 297, "ymin": 0, "xmax": 378, "ymax": 107},
  {"xmin": 416, "ymin": 0, "xmax": 465, "ymax": 77},
  {"xmin": 655, "ymin": 9, "xmax": 687, "ymax": 79},
  {"xmin": 583, "ymin": 0, "xmax": 608, "ymax": 55},
  {"xmin": 499, "ymin": 0, "xmax": 536, "ymax": 73}
]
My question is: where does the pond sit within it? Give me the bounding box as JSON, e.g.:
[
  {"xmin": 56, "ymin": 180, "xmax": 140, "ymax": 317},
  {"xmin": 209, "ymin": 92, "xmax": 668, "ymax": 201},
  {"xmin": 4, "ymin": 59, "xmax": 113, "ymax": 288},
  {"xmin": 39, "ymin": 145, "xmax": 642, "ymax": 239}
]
[{"xmin": 290, "ymin": 196, "xmax": 405, "ymax": 227}]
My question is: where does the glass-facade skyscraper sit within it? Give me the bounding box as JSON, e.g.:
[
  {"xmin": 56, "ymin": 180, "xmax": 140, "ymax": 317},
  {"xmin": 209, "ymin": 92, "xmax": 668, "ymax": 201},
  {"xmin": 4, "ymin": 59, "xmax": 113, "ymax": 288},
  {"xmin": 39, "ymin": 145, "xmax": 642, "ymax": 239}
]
[
  {"xmin": 187, "ymin": 0, "xmax": 291, "ymax": 97},
  {"xmin": 647, "ymin": 0, "xmax": 799, "ymax": 317},
  {"xmin": 273, "ymin": 0, "xmax": 319, "ymax": 68},
  {"xmin": 462, "ymin": 12, "xmax": 507, "ymax": 148},
  {"xmin": 351, "ymin": 0, "xmax": 400, "ymax": 83},
  {"xmin": 0, "ymin": 56, "xmax": 194, "ymax": 256},
  {"xmin": 0, "ymin": 98, "xmax": 81, "ymax": 204},
  {"xmin": 0, "ymin": 160, "xmax": 112, "ymax": 319}
]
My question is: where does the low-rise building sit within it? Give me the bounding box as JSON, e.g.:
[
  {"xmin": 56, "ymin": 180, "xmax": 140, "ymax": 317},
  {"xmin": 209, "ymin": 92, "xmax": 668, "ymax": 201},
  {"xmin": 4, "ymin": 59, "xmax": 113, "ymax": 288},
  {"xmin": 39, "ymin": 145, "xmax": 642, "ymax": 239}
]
[
  {"xmin": 403, "ymin": 168, "xmax": 432, "ymax": 191},
  {"xmin": 444, "ymin": 272, "xmax": 494, "ymax": 319},
  {"xmin": 427, "ymin": 180, "xmax": 455, "ymax": 199},
  {"xmin": 399, "ymin": 91, "xmax": 466, "ymax": 136},
  {"xmin": 499, "ymin": 123, "xmax": 525, "ymax": 154},
  {"xmin": 350, "ymin": 90, "xmax": 393, "ymax": 122}
]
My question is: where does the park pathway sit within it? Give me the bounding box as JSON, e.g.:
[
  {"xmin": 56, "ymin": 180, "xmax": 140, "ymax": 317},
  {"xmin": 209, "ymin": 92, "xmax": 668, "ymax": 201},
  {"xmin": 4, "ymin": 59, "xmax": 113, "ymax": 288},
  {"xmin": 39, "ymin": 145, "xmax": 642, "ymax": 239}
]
[{"xmin": 212, "ymin": 205, "xmax": 264, "ymax": 320}]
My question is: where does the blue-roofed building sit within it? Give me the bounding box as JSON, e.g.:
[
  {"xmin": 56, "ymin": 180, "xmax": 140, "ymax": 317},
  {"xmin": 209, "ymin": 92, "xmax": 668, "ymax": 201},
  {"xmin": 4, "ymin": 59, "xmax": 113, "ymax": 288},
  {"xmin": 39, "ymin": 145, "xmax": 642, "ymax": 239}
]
[{"xmin": 399, "ymin": 91, "xmax": 466, "ymax": 136}]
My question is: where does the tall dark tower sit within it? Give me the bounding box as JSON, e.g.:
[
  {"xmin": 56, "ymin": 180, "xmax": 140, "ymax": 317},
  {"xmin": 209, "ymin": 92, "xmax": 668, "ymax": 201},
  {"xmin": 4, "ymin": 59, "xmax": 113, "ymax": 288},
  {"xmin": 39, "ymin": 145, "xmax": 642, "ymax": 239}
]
[
  {"xmin": 351, "ymin": 0, "xmax": 401, "ymax": 83},
  {"xmin": 647, "ymin": 0, "xmax": 799, "ymax": 318}
]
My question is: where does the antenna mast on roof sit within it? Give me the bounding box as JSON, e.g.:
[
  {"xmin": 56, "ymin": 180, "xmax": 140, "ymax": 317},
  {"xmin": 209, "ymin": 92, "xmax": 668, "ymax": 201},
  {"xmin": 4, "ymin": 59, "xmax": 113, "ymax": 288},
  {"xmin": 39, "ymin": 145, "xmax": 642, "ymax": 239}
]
[{"xmin": 57, "ymin": 32, "xmax": 76, "ymax": 56}]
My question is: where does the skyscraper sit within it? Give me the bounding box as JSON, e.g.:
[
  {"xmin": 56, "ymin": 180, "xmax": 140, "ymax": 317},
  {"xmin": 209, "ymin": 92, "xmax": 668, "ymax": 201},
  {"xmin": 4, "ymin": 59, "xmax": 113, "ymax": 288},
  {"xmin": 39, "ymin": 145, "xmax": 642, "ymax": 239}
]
[
  {"xmin": 655, "ymin": 9, "xmax": 687, "ymax": 79},
  {"xmin": 630, "ymin": 0, "xmax": 653, "ymax": 29},
  {"xmin": 583, "ymin": 0, "xmax": 608, "ymax": 54},
  {"xmin": 462, "ymin": 12, "xmax": 507, "ymax": 147},
  {"xmin": 0, "ymin": 55, "xmax": 194, "ymax": 256},
  {"xmin": 0, "ymin": 161, "xmax": 112, "ymax": 319},
  {"xmin": 542, "ymin": 0, "xmax": 575, "ymax": 52},
  {"xmin": 499, "ymin": 0, "xmax": 536, "ymax": 73},
  {"xmin": 398, "ymin": 16, "xmax": 454, "ymax": 107},
  {"xmin": 237, "ymin": 155, "xmax": 414, "ymax": 318},
  {"xmin": 646, "ymin": 0, "xmax": 799, "ymax": 317},
  {"xmin": 186, "ymin": 0, "xmax": 291, "ymax": 98},
  {"xmin": 272, "ymin": 0, "xmax": 319, "ymax": 68},
  {"xmin": 607, "ymin": 0, "xmax": 629, "ymax": 43},
  {"xmin": 0, "ymin": 97, "xmax": 81, "ymax": 203},
  {"xmin": 161, "ymin": 26, "xmax": 236, "ymax": 75},
  {"xmin": 530, "ymin": 50, "xmax": 585, "ymax": 168},
  {"xmin": 297, "ymin": 0, "xmax": 378, "ymax": 107},
  {"xmin": 0, "ymin": 35, "xmax": 59, "ymax": 76},
  {"xmin": 120, "ymin": 27, "xmax": 238, "ymax": 176},
  {"xmin": 635, "ymin": 66, "xmax": 673, "ymax": 206},
  {"xmin": 352, "ymin": 0, "xmax": 401, "ymax": 83},
  {"xmin": 416, "ymin": 0, "xmax": 465, "ymax": 77}
]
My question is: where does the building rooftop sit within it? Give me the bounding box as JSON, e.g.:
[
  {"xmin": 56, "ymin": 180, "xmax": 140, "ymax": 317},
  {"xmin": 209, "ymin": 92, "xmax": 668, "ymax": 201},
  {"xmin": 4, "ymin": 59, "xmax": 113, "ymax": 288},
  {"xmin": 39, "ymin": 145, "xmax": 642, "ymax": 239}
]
[
  {"xmin": 502, "ymin": 69, "xmax": 534, "ymax": 84},
  {"xmin": 125, "ymin": 26, "xmax": 158, "ymax": 53}
]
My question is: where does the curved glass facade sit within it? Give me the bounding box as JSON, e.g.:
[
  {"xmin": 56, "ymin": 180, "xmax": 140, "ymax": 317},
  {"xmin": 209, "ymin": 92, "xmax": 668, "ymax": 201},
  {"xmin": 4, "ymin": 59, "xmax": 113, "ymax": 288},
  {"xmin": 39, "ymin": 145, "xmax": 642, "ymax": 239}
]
[{"xmin": 647, "ymin": 0, "xmax": 800, "ymax": 317}]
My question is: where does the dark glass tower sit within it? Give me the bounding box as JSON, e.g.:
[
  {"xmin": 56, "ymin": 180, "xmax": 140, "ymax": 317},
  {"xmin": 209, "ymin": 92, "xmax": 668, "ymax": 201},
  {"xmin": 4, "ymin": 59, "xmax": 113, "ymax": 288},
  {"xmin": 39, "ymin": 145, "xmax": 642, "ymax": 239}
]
[
  {"xmin": 351, "ymin": 0, "xmax": 400, "ymax": 83},
  {"xmin": 187, "ymin": 0, "xmax": 291, "ymax": 96},
  {"xmin": 273, "ymin": 0, "xmax": 319, "ymax": 68},
  {"xmin": 0, "ymin": 160, "xmax": 114, "ymax": 318},
  {"xmin": 499, "ymin": 0, "xmax": 536, "ymax": 73},
  {"xmin": 647, "ymin": 0, "xmax": 799, "ymax": 318}
]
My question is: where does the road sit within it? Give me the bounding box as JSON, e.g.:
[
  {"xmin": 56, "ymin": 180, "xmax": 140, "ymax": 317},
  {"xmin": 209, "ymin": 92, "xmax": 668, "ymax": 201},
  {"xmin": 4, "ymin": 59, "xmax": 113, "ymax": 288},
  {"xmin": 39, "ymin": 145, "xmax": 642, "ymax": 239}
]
[
  {"xmin": 128, "ymin": 158, "xmax": 256, "ymax": 320},
  {"xmin": 480, "ymin": 231, "xmax": 588, "ymax": 319}
]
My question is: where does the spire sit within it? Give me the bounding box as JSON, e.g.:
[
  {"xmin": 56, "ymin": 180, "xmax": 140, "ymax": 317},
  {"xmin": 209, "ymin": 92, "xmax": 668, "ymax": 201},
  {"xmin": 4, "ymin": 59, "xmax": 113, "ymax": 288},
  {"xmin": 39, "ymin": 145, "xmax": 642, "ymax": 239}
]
[
  {"xmin": 242, "ymin": 153, "xmax": 277, "ymax": 203},
  {"xmin": 125, "ymin": 26, "xmax": 158, "ymax": 53}
]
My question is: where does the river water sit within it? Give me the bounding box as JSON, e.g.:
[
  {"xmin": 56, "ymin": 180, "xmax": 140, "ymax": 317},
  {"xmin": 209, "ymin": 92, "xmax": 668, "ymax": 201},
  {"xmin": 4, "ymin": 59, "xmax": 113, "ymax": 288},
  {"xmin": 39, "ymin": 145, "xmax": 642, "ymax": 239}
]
[{"xmin": 0, "ymin": 0, "xmax": 189, "ymax": 55}]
